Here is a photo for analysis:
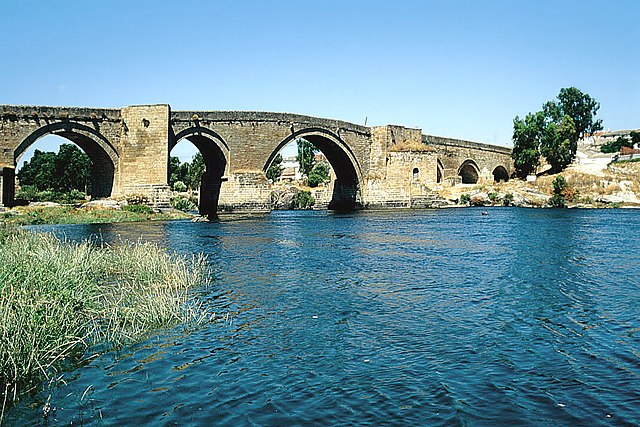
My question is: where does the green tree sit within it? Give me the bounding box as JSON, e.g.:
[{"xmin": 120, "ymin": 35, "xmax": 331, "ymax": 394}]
[
  {"xmin": 307, "ymin": 162, "xmax": 330, "ymax": 187},
  {"xmin": 512, "ymin": 112, "xmax": 545, "ymax": 178},
  {"xmin": 55, "ymin": 144, "xmax": 91, "ymax": 192},
  {"xmin": 540, "ymin": 115, "xmax": 577, "ymax": 173},
  {"xmin": 549, "ymin": 175, "xmax": 568, "ymax": 207},
  {"xmin": 513, "ymin": 87, "xmax": 602, "ymax": 177},
  {"xmin": 296, "ymin": 138, "xmax": 316, "ymax": 177},
  {"xmin": 17, "ymin": 144, "xmax": 91, "ymax": 193},
  {"xmin": 17, "ymin": 150, "xmax": 57, "ymax": 191},
  {"xmin": 630, "ymin": 131, "xmax": 640, "ymax": 146},
  {"xmin": 186, "ymin": 152, "xmax": 205, "ymax": 191},
  {"xmin": 266, "ymin": 153, "xmax": 283, "ymax": 182},
  {"xmin": 544, "ymin": 87, "xmax": 603, "ymax": 138},
  {"xmin": 169, "ymin": 156, "xmax": 183, "ymax": 188}
]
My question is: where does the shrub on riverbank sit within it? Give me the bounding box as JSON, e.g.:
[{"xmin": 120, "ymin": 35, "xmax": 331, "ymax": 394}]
[{"xmin": 0, "ymin": 224, "xmax": 210, "ymax": 415}]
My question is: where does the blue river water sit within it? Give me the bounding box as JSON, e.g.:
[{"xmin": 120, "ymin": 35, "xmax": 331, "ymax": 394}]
[{"xmin": 6, "ymin": 208, "xmax": 640, "ymax": 426}]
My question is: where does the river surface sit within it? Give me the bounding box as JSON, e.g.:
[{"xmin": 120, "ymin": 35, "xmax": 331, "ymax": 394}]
[{"xmin": 7, "ymin": 208, "xmax": 640, "ymax": 426}]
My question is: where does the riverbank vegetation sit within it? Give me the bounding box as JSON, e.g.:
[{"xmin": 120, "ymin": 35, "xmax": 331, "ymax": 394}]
[
  {"xmin": 0, "ymin": 224, "xmax": 210, "ymax": 419},
  {"xmin": 0, "ymin": 205, "xmax": 191, "ymax": 226}
]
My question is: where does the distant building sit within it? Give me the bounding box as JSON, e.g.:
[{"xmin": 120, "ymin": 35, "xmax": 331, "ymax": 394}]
[{"xmin": 279, "ymin": 158, "xmax": 302, "ymax": 182}]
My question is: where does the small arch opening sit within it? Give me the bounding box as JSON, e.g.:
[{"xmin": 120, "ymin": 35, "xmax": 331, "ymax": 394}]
[
  {"xmin": 492, "ymin": 165, "xmax": 509, "ymax": 183},
  {"xmin": 412, "ymin": 168, "xmax": 419, "ymax": 180},
  {"xmin": 459, "ymin": 160, "xmax": 479, "ymax": 184},
  {"xmin": 14, "ymin": 132, "xmax": 115, "ymax": 203}
]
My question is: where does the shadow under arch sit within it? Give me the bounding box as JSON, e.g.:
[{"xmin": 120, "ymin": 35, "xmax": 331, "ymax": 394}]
[
  {"xmin": 15, "ymin": 121, "xmax": 118, "ymax": 198},
  {"xmin": 171, "ymin": 126, "xmax": 229, "ymax": 216},
  {"xmin": 492, "ymin": 165, "xmax": 509, "ymax": 183},
  {"xmin": 437, "ymin": 159, "xmax": 444, "ymax": 184},
  {"xmin": 264, "ymin": 128, "xmax": 363, "ymax": 211},
  {"xmin": 458, "ymin": 159, "xmax": 480, "ymax": 184}
]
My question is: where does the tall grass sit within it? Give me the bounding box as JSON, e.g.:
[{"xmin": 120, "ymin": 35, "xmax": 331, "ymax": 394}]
[{"xmin": 0, "ymin": 224, "xmax": 209, "ymax": 418}]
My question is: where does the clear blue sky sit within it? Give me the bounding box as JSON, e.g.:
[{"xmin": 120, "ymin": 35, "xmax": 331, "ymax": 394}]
[{"xmin": 2, "ymin": 0, "xmax": 638, "ymax": 162}]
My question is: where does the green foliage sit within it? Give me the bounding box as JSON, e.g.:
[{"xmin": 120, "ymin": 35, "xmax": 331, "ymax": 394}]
[
  {"xmin": 292, "ymin": 190, "xmax": 315, "ymax": 209},
  {"xmin": 630, "ymin": 131, "xmax": 640, "ymax": 146},
  {"xmin": 601, "ymin": 136, "xmax": 634, "ymax": 153},
  {"xmin": 296, "ymin": 138, "xmax": 316, "ymax": 177},
  {"xmin": 544, "ymin": 87, "xmax": 603, "ymax": 138},
  {"xmin": 1, "ymin": 206, "xmax": 190, "ymax": 226},
  {"xmin": 15, "ymin": 185, "xmax": 88, "ymax": 204},
  {"xmin": 552, "ymin": 175, "xmax": 568, "ymax": 194},
  {"xmin": 187, "ymin": 153, "xmax": 205, "ymax": 190},
  {"xmin": 548, "ymin": 175, "xmax": 572, "ymax": 207},
  {"xmin": 512, "ymin": 112, "xmax": 545, "ymax": 178},
  {"xmin": 266, "ymin": 153, "xmax": 283, "ymax": 182},
  {"xmin": 0, "ymin": 227, "xmax": 209, "ymax": 410},
  {"xmin": 503, "ymin": 192, "xmax": 514, "ymax": 206},
  {"xmin": 173, "ymin": 180, "xmax": 187, "ymax": 192},
  {"xmin": 540, "ymin": 115, "xmax": 577, "ymax": 172},
  {"xmin": 168, "ymin": 153, "xmax": 206, "ymax": 192},
  {"xmin": 122, "ymin": 204, "xmax": 154, "ymax": 214},
  {"xmin": 512, "ymin": 87, "xmax": 602, "ymax": 177},
  {"xmin": 171, "ymin": 195, "xmax": 197, "ymax": 212},
  {"xmin": 488, "ymin": 191, "xmax": 499, "ymax": 204},
  {"xmin": 459, "ymin": 193, "xmax": 471, "ymax": 205},
  {"xmin": 307, "ymin": 162, "xmax": 330, "ymax": 187},
  {"xmin": 17, "ymin": 144, "xmax": 91, "ymax": 195}
]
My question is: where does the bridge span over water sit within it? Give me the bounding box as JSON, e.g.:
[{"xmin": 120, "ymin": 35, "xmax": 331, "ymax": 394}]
[{"xmin": 0, "ymin": 104, "xmax": 512, "ymax": 213}]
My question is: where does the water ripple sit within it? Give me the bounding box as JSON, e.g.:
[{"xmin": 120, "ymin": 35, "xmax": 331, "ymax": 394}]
[{"xmin": 10, "ymin": 208, "xmax": 640, "ymax": 426}]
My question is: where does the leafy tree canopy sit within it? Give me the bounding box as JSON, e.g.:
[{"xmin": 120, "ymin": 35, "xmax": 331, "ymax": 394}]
[
  {"xmin": 168, "ymin": 153, "xmax": 206, "ymax": 191},
  {"xmin": 17, "ymin": 144, "xmax": 91, "ymax": 194},
  {"xmin": 307, "ymin": 162, "xmax": 330, "ymax": 187},
  {"xmin": 512, "ymin": 87, "xmax": 602, "ymax": 177},
  {"xmin": 296, "ymin": 138, "xmax": 316, "ymax": 177}
]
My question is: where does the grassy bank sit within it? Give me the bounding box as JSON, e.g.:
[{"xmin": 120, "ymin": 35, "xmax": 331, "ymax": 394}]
[
  {"xmin": 0, "ymin": 224, "xmax": 210, "ymax": 419},
  {"xmin": 0, "ymin": 205, "xmax": 192, "ymax": 226}
]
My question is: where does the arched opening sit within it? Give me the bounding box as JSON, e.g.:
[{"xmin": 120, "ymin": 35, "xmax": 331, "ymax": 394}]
[
  {"xmin": 13, "ymin": 123, "xmax": 117, "ymax": 204},
  {"xmin": 264, "ymin": 129, "xmax": 362, "ymax": 211},
  {"xmin": 170, "ymin": 127, "xmax": 228, "ymax": 216},
  {"xmin": 458, "ymin": 160, "xmax": 479, "ymax": 184},
  {"xmin": 492, "ymin": 165, "xmax": 509, "ymax": 183},
  {"xmin": 412, "ymin": 168, "xmax": 419, "ymax": 180},
  {"xmin": 436, "ymin": 159, "xmax": 444, "ymax": 184}
]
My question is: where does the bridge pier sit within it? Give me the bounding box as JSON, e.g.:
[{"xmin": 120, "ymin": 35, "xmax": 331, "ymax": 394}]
[
  {"xmin": 217, "ymin": 172, "xmax": 272, "ymax": 213},
  {"xmin": 0, "ymin": 167, "xmax": 15, "ymax": 208},
  {"xmin": 115, "ymin": 105, "xmax": 172, "ymax": 208}
]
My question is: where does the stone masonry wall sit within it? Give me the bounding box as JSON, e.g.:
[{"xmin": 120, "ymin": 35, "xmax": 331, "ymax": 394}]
[
  {"xmin": 426, "ymin": 134, "xmax": 513, "ymax": 183},
  {"xmin": 0, "ymin": 104, "xmax": 515, "ymax": 211},
  {"xmin": 116, "ymin": 105, "xmax": 171, "ymax": 207}
]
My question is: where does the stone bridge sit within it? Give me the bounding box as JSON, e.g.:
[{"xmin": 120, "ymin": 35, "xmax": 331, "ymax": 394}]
[{"xmin": 0, "ymin": 104, "xmax": 513, "ymax": 213}]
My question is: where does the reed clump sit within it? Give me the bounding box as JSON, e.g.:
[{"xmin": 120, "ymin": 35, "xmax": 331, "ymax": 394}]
[{"xmin": 0, "ymin": 224, "xmax": 209, "ymax": 416}]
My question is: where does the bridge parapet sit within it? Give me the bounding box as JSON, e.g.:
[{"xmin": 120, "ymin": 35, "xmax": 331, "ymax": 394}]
[
  {"xmin": 0, "ymin": 105, "xmax": 121, "ymax": 122},
  {"xmin": 424, "ymin": 134, "xmax": 512, "ymax": 155},
  {"xmin": 171, "ymin": 111, "xmax": 370, "ymax": 136}
]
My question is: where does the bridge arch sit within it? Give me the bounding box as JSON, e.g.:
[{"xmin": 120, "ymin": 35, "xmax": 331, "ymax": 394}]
[
  {"xmin": 492, "ymin": 165, "xmax": 509, "ymax": 183},
  {"xmin": 458, "ymin": 159, "xmax": 480, "ymax": 184},
  {"xmin": 171, "ymin": 126, "xmax": 229, "ymax": 216},
  {"xmin": 265, "ymin": 127, "xmax": 363, "ymax": 210},
  {"xmin": 15, "ymin": 121, "xmax": 118, "ymax": 198}
]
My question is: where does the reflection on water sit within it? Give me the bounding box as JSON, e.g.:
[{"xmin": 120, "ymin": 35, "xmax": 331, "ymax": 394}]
[{"xmin": 10, "ymin": 208, "xmax": 640, "ymax": 426}]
